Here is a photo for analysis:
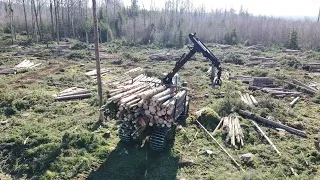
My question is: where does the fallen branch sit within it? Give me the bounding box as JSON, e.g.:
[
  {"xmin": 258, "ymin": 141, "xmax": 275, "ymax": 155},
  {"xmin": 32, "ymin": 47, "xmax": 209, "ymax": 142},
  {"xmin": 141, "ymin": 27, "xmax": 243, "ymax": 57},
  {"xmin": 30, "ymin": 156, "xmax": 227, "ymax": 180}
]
[
  {"xmin": 250, "ymin": 120, "xmax": 281, "ymax": 155},
  {"xmin": 238, "ymin": 110, "xmax": 307, "ymax": 138},
  {"xmin": 290, "ymin": 97, "xmax": 300, "ymax": 108},
  {"xmin": 196, "ymin": 120, "xmax": 245, "ymax": 172}
]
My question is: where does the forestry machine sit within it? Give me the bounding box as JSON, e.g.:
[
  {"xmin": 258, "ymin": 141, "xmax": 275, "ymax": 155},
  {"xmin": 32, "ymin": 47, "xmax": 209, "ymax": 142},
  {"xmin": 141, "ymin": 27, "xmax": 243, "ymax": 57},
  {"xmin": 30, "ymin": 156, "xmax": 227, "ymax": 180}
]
[{"xmin": 118, "ymin": 33, "xmax": 222, "ymax": 151}]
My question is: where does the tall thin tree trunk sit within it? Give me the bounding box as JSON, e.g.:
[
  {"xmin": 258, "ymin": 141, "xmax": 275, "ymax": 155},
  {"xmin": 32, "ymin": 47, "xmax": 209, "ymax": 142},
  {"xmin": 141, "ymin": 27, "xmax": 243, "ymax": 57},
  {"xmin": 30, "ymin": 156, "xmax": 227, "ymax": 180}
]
[
  {"xmin": 67, "ymin": 0, "xmax": 71, "ymax": 36},
  {"xmin": 92, "ymin": 0, "xmax": 103, "ymax": 125},
  {"xmin": 318, "ymin": 6, "xmax": 320, "ymax": 23},
  {"xmin": 9, "ymin": 0, "xmax": 13, "ymax": 44},
  {"xmin": 31, "ymin": 0, "xmax": 35, "ymax": 39},
  {"xmin": 32, "ymin": 0, "xmax": 41, "ymax": 41},
  {"xmin": 54, "ymin": 0, "xmax": 60, "ymax": 43},
  {"xmin": 133, "ymin": 17, "xmax": 136, "ymax": 44},
  {"xmin": 71, "ymin": 15, "xmax": 75, "ymax": 37},
  {"xmin": 61, "ymin": 0, "xmax": 66, "ymax": 38},
  {"xmin": 50, "ymin": 0, "xmax": 55, "ymax": 39},
  {"xmin": 22, "ymin": 0, "xmax": 29, "ymax": 36},
  {"xmin": 38, "ymin": 0, "xmax": 43, "ymax": 38}
]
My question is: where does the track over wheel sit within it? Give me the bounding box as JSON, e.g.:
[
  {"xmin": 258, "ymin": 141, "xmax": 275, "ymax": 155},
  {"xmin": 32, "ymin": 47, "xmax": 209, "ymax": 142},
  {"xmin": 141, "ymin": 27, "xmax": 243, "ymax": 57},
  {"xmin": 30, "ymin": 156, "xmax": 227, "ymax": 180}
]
[
  {"xmin": 149, "ymin": 128, "xmax": 171, "ymax": 151},
  {"xmin": 118, "ymin": 124, "xmax": 132, "ymax": 143},
  {"xmin": 177, "ymin": 96, "xmax": 189, "ymax": 123}
]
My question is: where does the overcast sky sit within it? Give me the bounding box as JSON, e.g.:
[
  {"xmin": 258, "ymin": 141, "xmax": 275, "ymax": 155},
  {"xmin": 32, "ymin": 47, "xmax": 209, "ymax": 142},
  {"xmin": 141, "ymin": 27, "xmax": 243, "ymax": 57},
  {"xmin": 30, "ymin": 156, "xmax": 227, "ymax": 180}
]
[{"xmin": 122, "ymin": 0, "xmax": 320, "ymax": 17}]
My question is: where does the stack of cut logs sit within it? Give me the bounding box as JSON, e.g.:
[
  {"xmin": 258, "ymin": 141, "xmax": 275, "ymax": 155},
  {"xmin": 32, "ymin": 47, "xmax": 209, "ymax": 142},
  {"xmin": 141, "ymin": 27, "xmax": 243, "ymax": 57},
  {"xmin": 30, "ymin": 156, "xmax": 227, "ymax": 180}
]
[
  {"xmin": 238, "ymin": 91, "xmax": 258, "ymax": 107},
  {"xmin": 55, "ymin": 87, "xmax": 93, "ymax": 101},
  {"xmin": 220, "ymin": 114, "xmax": 244, "ymax": 147},
  {"xmin": 104, "ymin": 72, "xmax": 187, "ymax": 131}
]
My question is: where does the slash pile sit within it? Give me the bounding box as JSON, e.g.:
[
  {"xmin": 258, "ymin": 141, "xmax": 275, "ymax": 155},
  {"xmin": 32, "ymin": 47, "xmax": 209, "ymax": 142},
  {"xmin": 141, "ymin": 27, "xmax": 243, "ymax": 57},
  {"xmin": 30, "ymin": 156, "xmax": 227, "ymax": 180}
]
[{"xmin": 103, "ymin": 72, "xmax": 188, "ymax": 134}]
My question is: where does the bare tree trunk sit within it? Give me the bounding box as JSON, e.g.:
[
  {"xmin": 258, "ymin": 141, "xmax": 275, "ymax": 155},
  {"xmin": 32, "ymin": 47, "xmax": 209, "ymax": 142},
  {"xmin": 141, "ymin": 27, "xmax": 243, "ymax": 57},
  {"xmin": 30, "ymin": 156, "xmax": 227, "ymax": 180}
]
[
  {"xmin": 9, "ymin": 0, "xmax": 13, "ymax": 44},
  {"xmin": 50, "ymin": 0, "xmax": 55, "ymax": 39},
  {"xmin": 22, "ymin": 0, "xmax": 29, "ymax": 36},
  {"xmin": 32, "ymin": 0, "xmax": 42, "ymax": 41},
  {"xmin": 92, "ymin": 0, "xmax": 103, "ymax": 124},
  {"xmin": 54, "ymin": 0, "xmax": 60, "ymax": 43},
  {"xmin": 61, "ymin": 0, "xmax": 66, "ymax": 38},
  {"xmin": 31, "ymin": 0, "xmax": 35, "ymax": 39},
  {"xmin": 38, "ymin": 0, "xmax": 43, "ymax": 40},
  {"xmin": 38, "ymin": 0, "xmax": 43, "ymax": 38},
  {"xmin": 133, "ymin": 17, "xmax": 136, "ymax": 44},
  {"xmin": 318, "ymin": 6, "xmax": 320, "ymax": 23},
  {"xmin": 71, "ymin": 15, "xmax": 75, "ymax": 37}
]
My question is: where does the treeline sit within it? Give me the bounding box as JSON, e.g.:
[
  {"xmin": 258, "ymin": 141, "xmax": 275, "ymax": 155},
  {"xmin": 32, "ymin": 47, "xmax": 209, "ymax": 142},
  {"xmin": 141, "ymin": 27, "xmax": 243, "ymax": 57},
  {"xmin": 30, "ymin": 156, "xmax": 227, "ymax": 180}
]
[{"xmin": 1, "ymin": 0, "xmax": 320, "ymax": 49}]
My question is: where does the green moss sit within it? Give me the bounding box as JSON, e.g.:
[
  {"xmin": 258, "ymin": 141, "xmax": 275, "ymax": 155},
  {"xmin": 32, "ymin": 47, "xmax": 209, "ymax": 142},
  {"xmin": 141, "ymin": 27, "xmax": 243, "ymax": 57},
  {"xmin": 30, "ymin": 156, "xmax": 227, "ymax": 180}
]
[{"xmin": 197, "ymin": 107, "xmax": 220, "ymax": 131}]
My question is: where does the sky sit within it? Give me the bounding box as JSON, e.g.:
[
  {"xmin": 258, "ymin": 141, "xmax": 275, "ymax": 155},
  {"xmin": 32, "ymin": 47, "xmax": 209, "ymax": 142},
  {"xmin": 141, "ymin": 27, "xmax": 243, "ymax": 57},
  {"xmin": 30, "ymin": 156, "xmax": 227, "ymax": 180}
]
[{"xmin": 122, "ymin": 0, "xmax": 320, "ymax": 18}]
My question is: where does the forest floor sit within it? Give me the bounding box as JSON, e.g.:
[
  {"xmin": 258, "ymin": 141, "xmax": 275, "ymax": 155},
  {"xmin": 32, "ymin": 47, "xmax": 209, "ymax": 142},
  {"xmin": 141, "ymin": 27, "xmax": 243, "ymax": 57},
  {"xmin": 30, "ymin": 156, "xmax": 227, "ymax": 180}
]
[{"xmin": 0, "ymin": 34, "xmax": 320, "ymax": 180}]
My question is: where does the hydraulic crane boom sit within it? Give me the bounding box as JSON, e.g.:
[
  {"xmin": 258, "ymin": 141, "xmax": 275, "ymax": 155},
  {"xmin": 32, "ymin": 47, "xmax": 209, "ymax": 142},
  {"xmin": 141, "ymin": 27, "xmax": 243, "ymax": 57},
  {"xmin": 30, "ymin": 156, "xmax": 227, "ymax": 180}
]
[{"xmin": 162, "ymin": 33, "xmax": 222, "ymax": 87}]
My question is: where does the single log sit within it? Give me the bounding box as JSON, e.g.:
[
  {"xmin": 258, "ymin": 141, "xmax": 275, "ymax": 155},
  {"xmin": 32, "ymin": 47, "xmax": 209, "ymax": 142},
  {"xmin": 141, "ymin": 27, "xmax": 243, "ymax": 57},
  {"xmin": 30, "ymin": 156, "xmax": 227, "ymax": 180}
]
[
  {"xmin": 125, "ymin": 98, "xmax": 141, "ymax": 107},
  {"xmin": 149, "ymin": 106, "xmax": 157, "ymax": 114},
  {"xmin": 212, "ymin": 117, "xmax": 224, "ymax": 135},
  {"xmin": 145, "ymin": 110, "xmax": 151, "ymax": 116},
  {"xmin": 0, "ymin": 68, "xmax": 17, "ymax": 75},
  {"xmin": 244, "ymin": 93, "xmax": 254, "ymax": 107},
  {"xmin": 249, "ymin": 95, "xmax": 259, "ymax": 106},
  {"xmin": 238, "ymin": 110, "xmax": 307, "ymax": 137},
  {"xmin": 137, "ymin": 99, "xmax": 144, "ymax": 107},
  {"xmin": 139, "ymin": 86, "xmax": 166, "ymax": 99},
  {"xmin": 58, "ymin": 89, "xmax": 92, "ymax": 97},
  {"xmin": 222, "ymin": 116, "xmax": 230, "ymax": 134},
  {"xmin": 55, "ymin": 93, "xmax": 92, "ymax": 101},
  {"xmin": 289, "ymin": 96, "xmax": 300, "ymax": 108},
  {"xmin": 120, "ymin": 85, "xmax": 150, "ymax": 104},
  {"xmin": 152, "ymin": 88, "xmax": 174, "ymax": 101},
  {"xmin": 156, "ymin": 94, "xmax": 175, "ymax": 103},
  {"xmin": 250, "ymin": 120, "xmax": 281, "ymax": 155},
  {"xmin": 230, "ymin": 116, "xmax": 235, "ymax": 146},
  {"xmin": 196, "ymin": 120, "xmax": 245, "ymax": 172}
]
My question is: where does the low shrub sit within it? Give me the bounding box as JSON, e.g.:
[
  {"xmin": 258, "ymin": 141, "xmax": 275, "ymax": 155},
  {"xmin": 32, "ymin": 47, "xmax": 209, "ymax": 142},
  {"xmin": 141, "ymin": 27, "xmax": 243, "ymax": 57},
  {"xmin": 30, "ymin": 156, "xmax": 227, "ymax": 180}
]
[
  {"xmin": 223, "ymin": 53, "xmax": 245, "ymax": 65},
  {"xmin": 71, "ymin": 42, "xmax": 88, "ymax": 50}
]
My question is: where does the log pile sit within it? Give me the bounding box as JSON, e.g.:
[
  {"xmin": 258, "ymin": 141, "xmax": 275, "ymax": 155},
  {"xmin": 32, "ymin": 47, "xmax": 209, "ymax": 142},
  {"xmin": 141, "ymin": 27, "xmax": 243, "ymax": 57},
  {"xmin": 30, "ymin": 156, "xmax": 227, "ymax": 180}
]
[
  {"xmin": 102, "ymin": 67, "xmax": 144, "ymax": 87},
  {"xmin": 247, "ymin": 44, "xmax": 264, "ymax": 51},
  {"xmin": 103, "ymin": 73, "xmax": 188, "ymax": 131},
  {"xmin": 260, "ymin": 87, "xmax": 301, "ymax": 98},
  {"xmin": 228, "ymin": 75, "xmax": 253, "ymax": 83},
  {"xmin": 249, "ymin": 77, "xmax": 274, "ymax": 87},
  {"xmin": 284, "ymin": 80, "xmax": 318, "ymax": 95},
  {"xmin": 220, "ymin": 114, "xmax": 244, "ymax": 147},
  {"xmin": 302, "ymin": 63, "xmax": 320, "ymax": 72},
  {"xmin": 283, "ymin": 49, "xmax": 300, "ymax": 54},
  {"xmin": 55, "ymin": 87, "xmax": 93, "ymax": 101},
  {"xmin": 15, "ymin": 59, "xmax": 41, "ymax": 69},
  {"xmin": 246, "ymin": 56, "xmax": 277, "ymax": 68},
  {"xmin": 85, "ymin": 68, "xmax": 110, "ymax": 77},
  {"xmin": 238, "ymin": 92, "xmax": 258, "ymax": 107}
]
